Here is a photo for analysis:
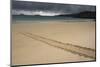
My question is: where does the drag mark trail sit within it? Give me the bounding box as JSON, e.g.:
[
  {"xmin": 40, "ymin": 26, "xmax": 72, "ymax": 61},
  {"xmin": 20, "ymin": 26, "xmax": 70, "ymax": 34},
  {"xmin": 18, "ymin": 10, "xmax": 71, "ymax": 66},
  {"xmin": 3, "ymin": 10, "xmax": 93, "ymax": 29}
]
[{"xmin": 19, "ymin": 32, "xmax": 95, "ymax": 59}]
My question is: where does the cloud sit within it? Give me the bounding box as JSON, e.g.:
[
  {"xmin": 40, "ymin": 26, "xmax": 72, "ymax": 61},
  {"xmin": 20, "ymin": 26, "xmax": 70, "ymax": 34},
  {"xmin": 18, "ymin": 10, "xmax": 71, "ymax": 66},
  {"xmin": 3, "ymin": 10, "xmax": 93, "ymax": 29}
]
[{"xmin": 12, "ymin": 1, "xmax": 96, "ymax": 15}]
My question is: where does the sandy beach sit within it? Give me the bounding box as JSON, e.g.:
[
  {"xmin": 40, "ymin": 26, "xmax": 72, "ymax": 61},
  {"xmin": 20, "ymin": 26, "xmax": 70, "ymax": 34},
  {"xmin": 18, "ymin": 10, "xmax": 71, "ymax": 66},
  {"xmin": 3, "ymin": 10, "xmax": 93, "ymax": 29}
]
[{"xmin": 12, "ymin": 20, "xmax": 96, "ymax": 66}]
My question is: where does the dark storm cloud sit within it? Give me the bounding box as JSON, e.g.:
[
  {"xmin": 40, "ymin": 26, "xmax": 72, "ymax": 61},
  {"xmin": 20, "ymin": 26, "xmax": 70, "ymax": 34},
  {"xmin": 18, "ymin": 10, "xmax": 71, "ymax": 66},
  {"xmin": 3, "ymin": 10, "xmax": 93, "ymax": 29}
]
[{"xmin": 12, "ymin": 1, "xmax": 96, "ymax": 14}]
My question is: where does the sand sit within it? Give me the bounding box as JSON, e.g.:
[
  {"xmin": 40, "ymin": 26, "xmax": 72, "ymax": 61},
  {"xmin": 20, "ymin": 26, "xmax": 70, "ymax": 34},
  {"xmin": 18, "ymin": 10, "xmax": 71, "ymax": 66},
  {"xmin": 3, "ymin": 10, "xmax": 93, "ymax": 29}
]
[{"xmin": 12, "ymin": 20, "xmax": 96, "ymax": 66}]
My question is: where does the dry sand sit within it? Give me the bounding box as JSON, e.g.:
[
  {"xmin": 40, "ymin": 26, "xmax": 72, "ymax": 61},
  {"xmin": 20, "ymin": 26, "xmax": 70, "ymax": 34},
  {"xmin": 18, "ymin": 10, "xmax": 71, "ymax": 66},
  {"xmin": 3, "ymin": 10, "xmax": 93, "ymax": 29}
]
[{"xmin": 12, "ymin": 20, "xmax": 96, "ymax": 66}]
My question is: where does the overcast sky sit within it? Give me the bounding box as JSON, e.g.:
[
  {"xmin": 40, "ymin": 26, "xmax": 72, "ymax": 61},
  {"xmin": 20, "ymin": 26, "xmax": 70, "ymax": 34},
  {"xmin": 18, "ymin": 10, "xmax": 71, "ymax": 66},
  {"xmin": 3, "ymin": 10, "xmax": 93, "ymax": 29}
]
[{"xmin": 12, "ymin": 0, "xmax": 96, "ymax": 15}]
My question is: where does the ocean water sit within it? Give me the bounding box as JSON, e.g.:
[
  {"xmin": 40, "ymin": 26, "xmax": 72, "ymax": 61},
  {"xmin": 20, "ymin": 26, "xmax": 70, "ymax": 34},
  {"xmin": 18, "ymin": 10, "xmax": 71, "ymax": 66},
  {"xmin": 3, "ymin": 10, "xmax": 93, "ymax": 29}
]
[
  {"xmin": 12, "ymin": 15, "xmax": 75, "ymax": 20},
  {"xmin": 12, "ymin": 15, "xmax": 94, "ymax": 23}
]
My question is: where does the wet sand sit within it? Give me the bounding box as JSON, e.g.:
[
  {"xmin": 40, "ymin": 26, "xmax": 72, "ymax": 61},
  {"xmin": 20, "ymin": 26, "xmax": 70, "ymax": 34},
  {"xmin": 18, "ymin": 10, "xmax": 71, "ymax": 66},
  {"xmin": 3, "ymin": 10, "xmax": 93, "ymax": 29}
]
[{"xmin": 12, "ymin": 20, "xmax": 96, "ymax": 66}]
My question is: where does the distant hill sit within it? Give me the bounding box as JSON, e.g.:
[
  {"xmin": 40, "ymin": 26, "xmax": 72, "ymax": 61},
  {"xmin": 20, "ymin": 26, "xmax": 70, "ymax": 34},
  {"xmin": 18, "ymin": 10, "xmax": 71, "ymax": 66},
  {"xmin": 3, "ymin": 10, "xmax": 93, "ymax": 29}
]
[{"xmin": 58, "ymin": 11, "xmax": 96, "ymax": 19}]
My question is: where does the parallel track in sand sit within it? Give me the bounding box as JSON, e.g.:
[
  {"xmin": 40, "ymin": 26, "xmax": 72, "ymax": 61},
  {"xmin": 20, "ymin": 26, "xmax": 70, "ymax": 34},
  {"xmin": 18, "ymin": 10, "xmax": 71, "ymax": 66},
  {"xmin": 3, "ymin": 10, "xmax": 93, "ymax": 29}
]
[{"xmin": 19, "ymin": 32, "xmax": 95, "ymax": 59}]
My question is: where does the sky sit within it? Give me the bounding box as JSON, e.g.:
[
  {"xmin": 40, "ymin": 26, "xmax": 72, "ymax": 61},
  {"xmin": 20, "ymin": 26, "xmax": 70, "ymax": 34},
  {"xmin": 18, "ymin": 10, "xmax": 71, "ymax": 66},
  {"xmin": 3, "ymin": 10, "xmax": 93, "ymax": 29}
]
[
  {"xmin": 13, "ymin": 0, "xmax": 96, "ymax": 5},
  {"xmin": 12, "ymin": 0, "xmax": 96, "ymax": 16}
]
